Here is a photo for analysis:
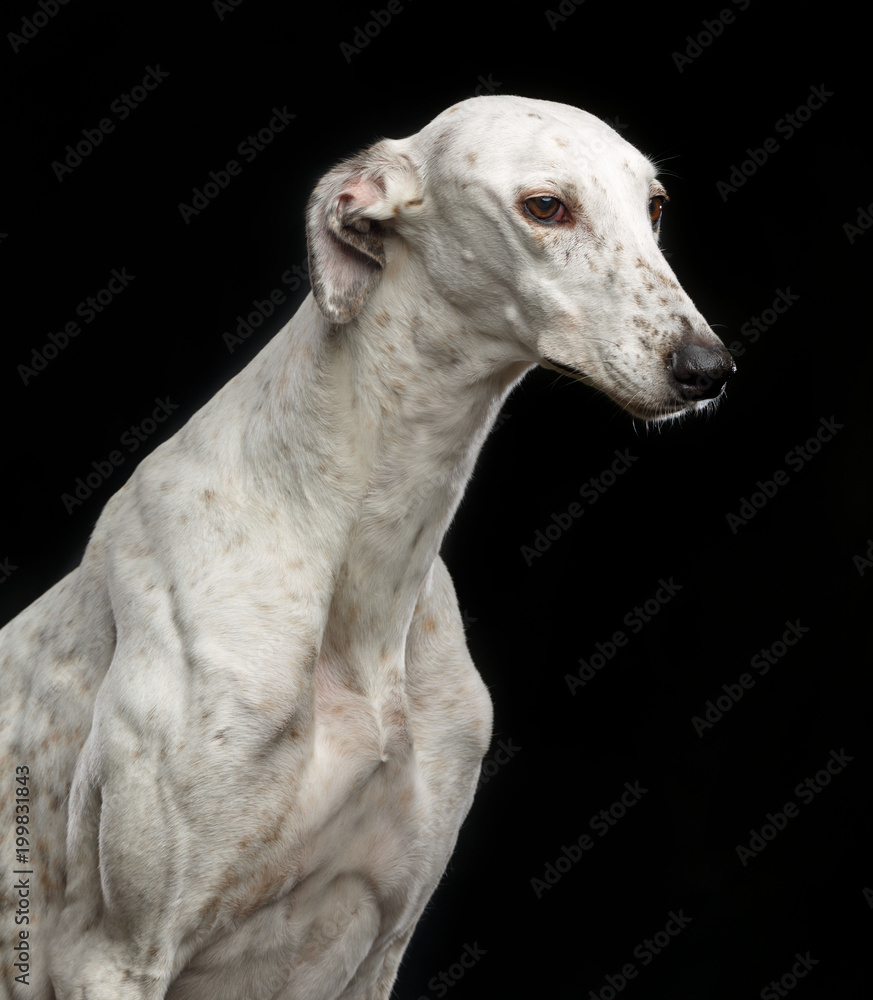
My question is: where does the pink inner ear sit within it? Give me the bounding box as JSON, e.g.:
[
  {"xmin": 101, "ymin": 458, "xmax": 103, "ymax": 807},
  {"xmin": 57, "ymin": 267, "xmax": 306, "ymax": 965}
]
[{"xmin": 337, "ymin": 175, "xmax": 386, "ymax": 218}]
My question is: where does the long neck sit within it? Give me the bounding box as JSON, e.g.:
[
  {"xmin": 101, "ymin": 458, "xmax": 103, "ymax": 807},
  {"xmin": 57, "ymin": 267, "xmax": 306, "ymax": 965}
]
[{"xmin": 235, "ymin": 291, "xmax": 529, "ymax": 690}]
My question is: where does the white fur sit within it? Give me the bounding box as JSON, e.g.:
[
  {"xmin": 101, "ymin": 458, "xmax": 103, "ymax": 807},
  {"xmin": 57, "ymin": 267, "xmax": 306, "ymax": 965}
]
[{"xmin": 0, "ymin": 95, "xmax": 731, "ymax": 999}]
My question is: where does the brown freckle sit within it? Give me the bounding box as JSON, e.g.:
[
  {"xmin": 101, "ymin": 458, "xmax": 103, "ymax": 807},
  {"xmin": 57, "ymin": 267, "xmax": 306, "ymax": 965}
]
[
  {"xmin": 421, "ymin": 616, "xmax": 438, "ymax": 634},
  {"xmin": 554, "ymin": 135, "xmax": 567, "ymax": 147},
  {"xmin": 261, "ymin": 814, "xmax": 284, "ymax": 845},
  {"xmin": 203, "ymin": 489, "xmax": 215, "ymax": 502},
  {"xmin": 199, "ymin": 895, "xmax": 221, "ymax": 920}
]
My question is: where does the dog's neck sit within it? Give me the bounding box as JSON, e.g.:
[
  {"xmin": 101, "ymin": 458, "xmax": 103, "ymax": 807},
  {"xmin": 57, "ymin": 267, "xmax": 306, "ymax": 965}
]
[{"xmin": 240, "ymin": 291, "xmax": 529, "ymax": 698}]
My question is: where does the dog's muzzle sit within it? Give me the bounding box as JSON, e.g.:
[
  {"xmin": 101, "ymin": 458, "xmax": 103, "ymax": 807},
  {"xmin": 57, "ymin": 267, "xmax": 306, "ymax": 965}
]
[{"xmin": 668, "ymin": 343, "xmax": 736, "ymax": 401}]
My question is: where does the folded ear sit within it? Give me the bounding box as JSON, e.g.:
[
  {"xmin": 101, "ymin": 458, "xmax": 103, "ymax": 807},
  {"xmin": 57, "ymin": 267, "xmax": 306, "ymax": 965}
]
[{"xmin": 306, "ymin": 140, "xmax": 422, "ymax": 324}]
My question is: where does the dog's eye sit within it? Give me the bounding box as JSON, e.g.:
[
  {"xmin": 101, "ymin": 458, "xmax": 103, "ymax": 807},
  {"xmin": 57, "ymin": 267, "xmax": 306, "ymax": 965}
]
[
  {"xmin": 525, "ymin": 196, "xmax": 566, "ymax": 223},
  {"xmin": 648, "ymin": 194, "xmax": 668, "ymax": 230}
]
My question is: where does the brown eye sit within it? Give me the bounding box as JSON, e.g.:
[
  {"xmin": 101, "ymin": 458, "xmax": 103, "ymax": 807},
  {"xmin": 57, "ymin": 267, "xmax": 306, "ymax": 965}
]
[
  {"xmin": 525, "ymin": 196, "xmax": 566, "ymax": 222},
  {"xmin": 649, "ymin": 194, "xmax": 668, "ymax": 230}
]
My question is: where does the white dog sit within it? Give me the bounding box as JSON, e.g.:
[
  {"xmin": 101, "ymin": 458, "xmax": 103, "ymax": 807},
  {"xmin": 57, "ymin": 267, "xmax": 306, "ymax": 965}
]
[{"xmin": 0, "ymin": 95, "xmax": 733, "ymax": 999}]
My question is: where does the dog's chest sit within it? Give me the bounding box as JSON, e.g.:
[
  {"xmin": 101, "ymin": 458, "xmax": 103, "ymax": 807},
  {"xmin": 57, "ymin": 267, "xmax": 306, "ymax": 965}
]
[
  {"xmin": 300, "ymin": 665, "xmax": 435, "ymax": 882},
  {"xmin": 298, "ymin": 652, "xmax": 486, "ymax": 903}
]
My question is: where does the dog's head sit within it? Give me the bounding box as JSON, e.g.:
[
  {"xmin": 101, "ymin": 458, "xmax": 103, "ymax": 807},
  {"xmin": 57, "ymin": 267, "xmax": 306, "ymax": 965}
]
[{"xmin": 306, "ymin": 95, "xmax": 734, "ymax": 422}]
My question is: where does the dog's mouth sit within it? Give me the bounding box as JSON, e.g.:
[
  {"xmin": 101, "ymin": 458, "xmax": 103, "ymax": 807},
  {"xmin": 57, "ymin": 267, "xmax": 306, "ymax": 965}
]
[
  {"xmin": 539, "ymin": 353, "xmax": 715, "ymax": 423},
  {"xmin": 540, "ymin": 355, "xmax": 589, "ymax": 381}
]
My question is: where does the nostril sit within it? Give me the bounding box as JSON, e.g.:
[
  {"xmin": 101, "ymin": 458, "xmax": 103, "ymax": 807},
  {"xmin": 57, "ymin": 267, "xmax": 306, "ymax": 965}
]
[{"xmin": 669, "ymin": 343, "xmax": 736, "ymax": 401}]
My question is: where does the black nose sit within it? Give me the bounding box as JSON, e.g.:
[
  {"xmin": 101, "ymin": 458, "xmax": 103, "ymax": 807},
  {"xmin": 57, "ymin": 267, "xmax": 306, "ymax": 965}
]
[{"xmin": 669, "ymin": 342, "xmax": 736, "ymax": 401}]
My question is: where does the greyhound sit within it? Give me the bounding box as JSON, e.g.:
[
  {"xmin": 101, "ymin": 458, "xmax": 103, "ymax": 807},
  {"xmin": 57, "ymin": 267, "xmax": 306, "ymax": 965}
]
[{"xmin": 0, "ymin": 94, "xmax": 733, "ymax": 999}]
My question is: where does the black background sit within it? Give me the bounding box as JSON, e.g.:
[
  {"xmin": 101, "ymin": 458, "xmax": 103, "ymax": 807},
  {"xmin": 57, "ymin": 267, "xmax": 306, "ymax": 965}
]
[{"xmin": 2, "ymin": 1, "xmax": 871, "ymax": 997}]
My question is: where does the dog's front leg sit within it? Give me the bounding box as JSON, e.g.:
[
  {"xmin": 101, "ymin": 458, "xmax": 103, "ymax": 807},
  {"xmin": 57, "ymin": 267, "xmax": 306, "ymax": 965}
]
[
  {"xmin": 46, "ymin": 569, "xmax": 321, "ymax": 999},
  {"xmin": 48, "ymin": 665, "xmax": 206, "ymax": 999}
]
